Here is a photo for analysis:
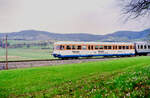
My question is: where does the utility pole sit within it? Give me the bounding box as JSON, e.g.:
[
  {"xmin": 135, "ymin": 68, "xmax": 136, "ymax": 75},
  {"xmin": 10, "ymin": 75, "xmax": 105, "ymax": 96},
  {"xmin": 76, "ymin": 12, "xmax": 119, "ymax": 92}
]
[{"xmin": 5, "ymin": 35, "xmax": 8, "ymax": 70}]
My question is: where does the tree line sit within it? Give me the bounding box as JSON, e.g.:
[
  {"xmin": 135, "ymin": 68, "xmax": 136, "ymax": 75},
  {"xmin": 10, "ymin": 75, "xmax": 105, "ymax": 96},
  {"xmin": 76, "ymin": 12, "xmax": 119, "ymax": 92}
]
[{"xmin": 0, "ymin": 40, "xmax": 54, "ymax": 49}]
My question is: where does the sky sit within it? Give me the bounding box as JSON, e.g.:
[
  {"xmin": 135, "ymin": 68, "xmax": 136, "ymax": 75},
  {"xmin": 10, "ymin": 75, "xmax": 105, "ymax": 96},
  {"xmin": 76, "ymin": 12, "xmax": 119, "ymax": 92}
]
[{"xmin": 0, "ymin": 0, "xmax": 150, "ymax": 35}]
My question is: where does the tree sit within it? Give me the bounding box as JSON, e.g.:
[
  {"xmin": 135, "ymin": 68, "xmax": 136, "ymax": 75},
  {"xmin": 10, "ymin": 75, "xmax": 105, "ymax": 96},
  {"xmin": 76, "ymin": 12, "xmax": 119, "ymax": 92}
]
[{"xmin": 122, "ymin": 0, "xmax": 150, "ymax": 19}]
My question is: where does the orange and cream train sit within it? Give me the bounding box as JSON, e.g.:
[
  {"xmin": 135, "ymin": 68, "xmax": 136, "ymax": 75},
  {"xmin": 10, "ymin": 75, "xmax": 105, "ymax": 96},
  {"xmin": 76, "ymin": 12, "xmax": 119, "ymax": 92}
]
[{"xmin": 52, "ymin": 41, "xmax": 144, "ymax": 59}]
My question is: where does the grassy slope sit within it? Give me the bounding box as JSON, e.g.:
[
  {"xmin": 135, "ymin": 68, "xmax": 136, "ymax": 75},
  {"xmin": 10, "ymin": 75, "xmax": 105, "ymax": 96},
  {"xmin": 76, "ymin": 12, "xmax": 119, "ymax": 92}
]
[{"xmin": 0, "ymin": 56, "xmax": 150, "ymax": 97}]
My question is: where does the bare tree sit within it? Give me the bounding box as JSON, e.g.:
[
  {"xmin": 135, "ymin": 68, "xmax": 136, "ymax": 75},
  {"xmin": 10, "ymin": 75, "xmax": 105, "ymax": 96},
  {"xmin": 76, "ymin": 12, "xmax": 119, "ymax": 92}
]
[{"xmin": 122, "ymin": 0, "xmax": 150, "ymax": 19}]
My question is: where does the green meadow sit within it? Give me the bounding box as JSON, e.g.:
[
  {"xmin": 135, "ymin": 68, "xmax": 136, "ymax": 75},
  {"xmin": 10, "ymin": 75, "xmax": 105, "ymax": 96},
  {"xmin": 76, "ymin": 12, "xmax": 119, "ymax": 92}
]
[
  {"xmin": 0, "ymin": 56, "xmax": 150, "ymax": 97},
  {"xmin": 0, "ymin": 48, "xmax": 54, "ymax": 61}
]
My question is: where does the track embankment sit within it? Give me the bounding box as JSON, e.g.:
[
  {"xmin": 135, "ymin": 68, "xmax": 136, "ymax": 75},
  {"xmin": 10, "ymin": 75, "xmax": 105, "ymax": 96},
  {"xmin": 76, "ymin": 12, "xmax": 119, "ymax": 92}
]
[{"xmin": 0, "ymin": 57, "xmax": 122, "ymax": 70}]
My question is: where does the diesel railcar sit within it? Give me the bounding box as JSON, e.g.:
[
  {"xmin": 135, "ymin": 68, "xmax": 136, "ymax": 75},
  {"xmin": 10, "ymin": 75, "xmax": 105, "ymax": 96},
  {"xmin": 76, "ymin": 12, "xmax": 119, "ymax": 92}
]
[
  {"xmin": 135, "ymin": 42, "xmax": 150, "ymax": 56},
  {"xmin": 52, "ymin": 41, "xmax": 136, "ymax": 59}
]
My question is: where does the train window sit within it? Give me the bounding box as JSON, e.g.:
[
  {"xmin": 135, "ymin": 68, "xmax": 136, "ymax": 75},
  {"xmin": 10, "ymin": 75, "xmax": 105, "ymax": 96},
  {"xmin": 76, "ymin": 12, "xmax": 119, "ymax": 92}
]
[
  {"xmin": 126, "ymin": 46, "xmax": 129, "ymax": 49},
  {"xmin": 95, "ymin": 46, "xmax": 99, "ymax": 50},
  {"xmin": 141, "ymin": 45, "xmax": 143, "ymax": 49},
  {"xmin": 129, "ymin": 45, "xmax": 132, "ymax": 49},
  {"xmin": 60, "ymin": 45, "xmax": 65, "ymax": 50},
  {"xmin": 123, "ymin": 46, "xmax": 125, "ymax": 50},
  {"xmin": 82, "ymin": 46, "xmax": 87, "ymax": 50},
  {"xmin": 113, "ymin": 46, "xmax": 115, "ymax": 49},
  {"xmin": 138, "ymin": 45, "xmax": 140, "ymax": 49},
  {"xmin": 91, "ymin": 46, "xmax": 94, "ymax": 50},
  {"xmin": 119, "ymin": 46, "xmax": 122, "ymax": 49},
  {"xmin": 88, "ymin": 46, "xmax": 91, "ymax": 50},
  {"xmin": 113, "ymin": 46, "xmax": 117, "ymax": 49},
  {"xmin": 99, "ymin": 46, "xmax": 103, "ymax": 49},
  {"xmin": 88, "ymin": 45, "xmax": 93, "ymax": 50},
  {"xmin": 77, "ymin": 45, "xmax": 81, "ymax": 50},
  {"xmin": 66, "ymin": 45, "xmax": 71, "ymax": 50},
  {"xmin": 104, "ymin": 46, "xmax": 107, "ymax": 49},
  {"xmin": 108, "ymin": 46, "xmax": 112, "ymax": 49},
  {"xmin": 144, "ymin": 45, "xmax": 147, "ymax": 49},
  {"xmin": 148, "ymin": 45, "xmax": 150, "ymax": 49},
  {"xmin": 130, "ymin": 46, "xmax": 134, "ymax": 49},
  {"xmin": 72, "ymin": 45, "xmax": 76, "ymax": 50}
]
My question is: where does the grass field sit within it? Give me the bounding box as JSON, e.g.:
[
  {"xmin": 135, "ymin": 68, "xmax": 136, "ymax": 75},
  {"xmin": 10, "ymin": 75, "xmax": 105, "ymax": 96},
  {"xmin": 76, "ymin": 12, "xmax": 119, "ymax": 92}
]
[
  {"xmin": 0, "ymin": 48, "xmax": 54, "ymax": 61},
  {"xmin": 0, "ymin": 56, "xmax": 150, "ymax": 97}
]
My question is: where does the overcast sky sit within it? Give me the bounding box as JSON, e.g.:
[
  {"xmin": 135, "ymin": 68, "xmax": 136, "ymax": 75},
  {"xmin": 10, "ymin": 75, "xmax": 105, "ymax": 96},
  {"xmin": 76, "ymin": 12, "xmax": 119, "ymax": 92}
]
[{"xmin": 0, "ymin": 0, "xmax": 149, "ymax": 35}]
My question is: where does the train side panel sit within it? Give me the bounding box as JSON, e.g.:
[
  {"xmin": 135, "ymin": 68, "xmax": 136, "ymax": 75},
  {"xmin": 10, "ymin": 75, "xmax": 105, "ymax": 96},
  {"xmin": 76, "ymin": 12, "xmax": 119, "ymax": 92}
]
[
  {"xmin": 52, "ymin": 42, "xmax": 135, "ymax": 58},
  {"xmin": 53, "ymin": 50, "xmax": 135, "ymax": 58}
]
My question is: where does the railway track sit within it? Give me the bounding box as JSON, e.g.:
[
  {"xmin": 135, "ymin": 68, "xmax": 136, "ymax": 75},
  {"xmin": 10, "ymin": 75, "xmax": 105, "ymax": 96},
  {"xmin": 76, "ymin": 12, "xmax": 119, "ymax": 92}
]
[
  {"xmin": 0, "ymin": 57, "xmax": 126, "ymax": 70},
  {"xmin": 0, "ymin": 59, "xmax": 59, "ymax": 63}
]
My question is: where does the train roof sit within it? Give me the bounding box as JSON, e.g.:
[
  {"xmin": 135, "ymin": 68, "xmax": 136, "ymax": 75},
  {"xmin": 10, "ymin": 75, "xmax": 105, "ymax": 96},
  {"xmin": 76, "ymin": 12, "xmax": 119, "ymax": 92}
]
[
  {"xmin": 54, "ymin": 41, "xmax": 134, "ymax": 45},
  {"xmin": 135, "ymin": 41, "xmax": 150, "ymax": 44}
]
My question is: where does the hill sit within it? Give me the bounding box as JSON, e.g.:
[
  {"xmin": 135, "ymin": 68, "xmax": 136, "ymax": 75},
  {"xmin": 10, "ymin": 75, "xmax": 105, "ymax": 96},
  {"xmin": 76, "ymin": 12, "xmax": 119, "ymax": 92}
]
[{"xmin": 0, "ymin": 28, "xmax": 150, "ymax": 41}]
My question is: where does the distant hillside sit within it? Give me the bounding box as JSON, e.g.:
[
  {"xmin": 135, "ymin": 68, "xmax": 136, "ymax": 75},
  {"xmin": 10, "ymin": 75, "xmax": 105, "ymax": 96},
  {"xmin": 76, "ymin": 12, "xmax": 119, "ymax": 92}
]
[{"xmin": 0, "ymin": 29, "xmax": 150, "ymax": 41}]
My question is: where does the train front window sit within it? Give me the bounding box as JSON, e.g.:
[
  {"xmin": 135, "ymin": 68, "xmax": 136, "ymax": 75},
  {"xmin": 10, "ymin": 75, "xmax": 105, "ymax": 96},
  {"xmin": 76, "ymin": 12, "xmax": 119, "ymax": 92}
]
[
  {"xmin": 56, "ymin": 45, "xmax": 60, "ymax": 50},
  {"xmin": 60, "ymin": 45, "xmax": 64, "ymax": 50},
  {"xmin": 66, "ymin": 45, "xmax": 71, "ymax": 50}
]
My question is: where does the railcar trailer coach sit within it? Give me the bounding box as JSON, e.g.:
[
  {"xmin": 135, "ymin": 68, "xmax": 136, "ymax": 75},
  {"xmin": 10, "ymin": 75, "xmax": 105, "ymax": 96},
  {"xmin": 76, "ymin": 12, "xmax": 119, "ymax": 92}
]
[
  {"xmin": 135, "ymin": 42, "xmax": 150, "ymax": 56},
  {"xmin": 52, "ymin": 41, "xmax": 136, "ymax": 59}
]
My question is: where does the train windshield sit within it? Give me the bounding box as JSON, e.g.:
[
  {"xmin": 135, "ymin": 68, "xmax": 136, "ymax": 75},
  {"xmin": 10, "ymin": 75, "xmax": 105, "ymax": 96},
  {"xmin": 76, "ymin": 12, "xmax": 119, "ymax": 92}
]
[
  {"xmin": 55, "ymin": 45, "xmax": 65, "ymax": 50},
  {"xmin": 55, "ymin": 45, "xmax": 60, "ymax": 50}
]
